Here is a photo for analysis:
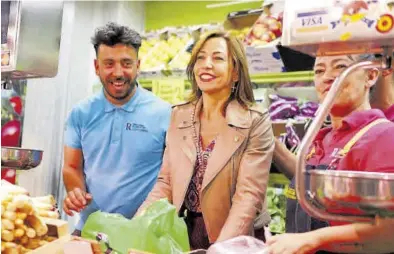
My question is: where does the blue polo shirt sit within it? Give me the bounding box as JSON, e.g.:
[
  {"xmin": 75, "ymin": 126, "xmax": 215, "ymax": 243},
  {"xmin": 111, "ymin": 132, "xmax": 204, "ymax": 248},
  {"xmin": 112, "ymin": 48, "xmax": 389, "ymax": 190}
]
[{"xmin": 64, "ymin": 85, "xmax": 171, "ymax": 230}]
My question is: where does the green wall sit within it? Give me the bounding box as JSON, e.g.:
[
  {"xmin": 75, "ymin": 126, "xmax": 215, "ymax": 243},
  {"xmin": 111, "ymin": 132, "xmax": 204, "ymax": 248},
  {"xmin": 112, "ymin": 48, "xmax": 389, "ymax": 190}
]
[{"xmin": 145, "ymin": 1, "xmax": 263, "ymax": 31}]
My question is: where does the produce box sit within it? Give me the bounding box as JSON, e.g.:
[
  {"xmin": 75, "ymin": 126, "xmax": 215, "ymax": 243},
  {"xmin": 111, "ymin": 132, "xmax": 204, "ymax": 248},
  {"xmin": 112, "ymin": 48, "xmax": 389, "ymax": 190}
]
[
  {"xmin": 0, "ymin": 181, "xmax": 74, "ymax": 253},
  {"xmin": 281, "ymin": 0, "xmax": 394, "ymax": 55},
  {"xmin": 245, "ymin": 43, "xmax": 285, "ymax": 75}
]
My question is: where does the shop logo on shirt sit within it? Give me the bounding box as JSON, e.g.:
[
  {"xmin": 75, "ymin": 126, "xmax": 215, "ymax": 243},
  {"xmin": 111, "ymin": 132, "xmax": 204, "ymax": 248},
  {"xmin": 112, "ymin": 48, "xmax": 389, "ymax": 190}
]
[{"xmin": 126, "ymin": 122, "xmax": 148, "ymax": 132}]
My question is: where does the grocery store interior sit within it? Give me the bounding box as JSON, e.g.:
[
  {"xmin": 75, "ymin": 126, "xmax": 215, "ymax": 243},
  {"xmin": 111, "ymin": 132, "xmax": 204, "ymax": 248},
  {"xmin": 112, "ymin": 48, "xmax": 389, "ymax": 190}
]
[{"xmin": 1, "ymin": 0, "xmax": 394, "ymax": 253}]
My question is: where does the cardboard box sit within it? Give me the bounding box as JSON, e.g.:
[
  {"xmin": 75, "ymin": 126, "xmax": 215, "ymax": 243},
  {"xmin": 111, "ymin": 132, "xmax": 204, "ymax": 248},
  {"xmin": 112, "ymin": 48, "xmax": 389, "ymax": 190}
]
[{"xmin": 281, "ymin": 0, "xmax": 394, "ymax": 55}]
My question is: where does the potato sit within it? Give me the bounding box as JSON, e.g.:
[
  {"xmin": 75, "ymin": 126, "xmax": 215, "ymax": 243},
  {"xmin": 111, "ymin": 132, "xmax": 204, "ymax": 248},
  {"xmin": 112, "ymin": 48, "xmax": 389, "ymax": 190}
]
[
  {"xmin": 32, "ymin": 195, "xmax": 56, "ymax": 206},
  {"xmin": 15, "ymin": 218, "xmax": 24, "ymax": 226},
  {"xmin": 2, "ymin": 242, "xmax": 19, "ymax": 254},
  {"xmin": 25, "ymin": 215, "xmax": 48, "ymax": 236},
  {"xmin": 2, "ymin": 194, "xmax": 13, "ymax": 203},
  {"xmin": 16, "ymin": 224, "xmax": 27, "ymax": 232},
  {"xmin": 2, "ymin": 242, "xmax": 17, "ymax": 249},
  {"xmin": 38, "ymin": 210, "xmax": 59, "ymax": 219},
  {"xmin": 2, "ymin": 219, "xmax": 15, "ymax": 230},
  {"xmin": 1, "ymin": 241, "xmax": 5, "ymax": 252},
  {"xmin": 13, "ymin": 228, "xmax": 24, "ymax": 238},
  {"xmin": 25, "ymin": 228, "xmax": 36, "ymax": 238},
  {"xmin": 11, "ymin": 195, "xmax": 29, "ymax": 208},
  {"xmin": 25, "ymin": 238, "xmax": 41, "ymax": 249},
  {"xmin": 4, "ymin": 248, "xmax": 20, "ymax": 254},
  {"xmin": 6, "ymin": 202, "xmax": 17, "ymax": 212},
  {"xmin": 33, "ymin": 202, "xmax": 54, "ymax": 211},
  {"xmin": 2, "ymin": 204, "xmax": 5, "ymax": 214},
  {"xmin": 16, "ymin": 212, "xmax": 27, "ymax": 220},
  {"xmin": 3, "ymin": 211, "xmax": 16, "ymax": 221},
  {"xmin": 2, "ymin": 229, "xmax": 14, "ymax": 242},
  {"xmin": 13, "ymin": 196, "xmax": 33, "ymax": 214},
  {"xmin": 20, "ymin": 235, "xmax": 29, "ymax": 245}
]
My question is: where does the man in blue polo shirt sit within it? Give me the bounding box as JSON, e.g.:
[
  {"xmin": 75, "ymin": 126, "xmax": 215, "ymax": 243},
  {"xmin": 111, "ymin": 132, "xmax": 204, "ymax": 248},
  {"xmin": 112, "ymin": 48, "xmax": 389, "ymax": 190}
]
[{"xmin": 62, "ymin": 22, "xmax": 171, "ymax": 235}]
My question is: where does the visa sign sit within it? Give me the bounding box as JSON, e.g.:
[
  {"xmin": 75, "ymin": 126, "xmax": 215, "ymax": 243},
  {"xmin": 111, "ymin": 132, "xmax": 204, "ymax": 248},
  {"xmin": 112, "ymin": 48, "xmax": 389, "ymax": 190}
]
[
  {"xmin": 297, "ymin": 10, "xmax": 328, "ymax": 27},
  {"xmin": 301, "ymin": 16, "xmax": 323, "ymax": 26}
]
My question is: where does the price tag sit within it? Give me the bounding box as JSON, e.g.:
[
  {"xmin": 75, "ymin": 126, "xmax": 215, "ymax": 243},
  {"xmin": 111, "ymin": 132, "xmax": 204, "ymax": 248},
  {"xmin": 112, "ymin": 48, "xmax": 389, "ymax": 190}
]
[{"xmin": 152, "ymin": 79, "xmax": 185, "ymax": 104}]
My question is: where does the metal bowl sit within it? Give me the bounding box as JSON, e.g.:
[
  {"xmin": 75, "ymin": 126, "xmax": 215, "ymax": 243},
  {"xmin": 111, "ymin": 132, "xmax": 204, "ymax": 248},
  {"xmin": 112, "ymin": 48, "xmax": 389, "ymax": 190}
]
[
  {"xmin": 1, "ymin": 147, "xmax": 43, "ymax": 170},
  {"xmin": 306, "ymin": 170, "xmax": 394, "ymax": 218}
]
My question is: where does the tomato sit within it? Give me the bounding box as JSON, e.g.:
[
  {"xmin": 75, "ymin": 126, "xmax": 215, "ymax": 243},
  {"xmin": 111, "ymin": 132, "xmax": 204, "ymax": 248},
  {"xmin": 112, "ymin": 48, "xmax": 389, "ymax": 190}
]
[
  {"xmin": 9, "ymin": 96, "xmax": 22, "ymax": 115},
  {"xmin": 1, "ymin": 120, "xmax": 21, "ymax": 146}
]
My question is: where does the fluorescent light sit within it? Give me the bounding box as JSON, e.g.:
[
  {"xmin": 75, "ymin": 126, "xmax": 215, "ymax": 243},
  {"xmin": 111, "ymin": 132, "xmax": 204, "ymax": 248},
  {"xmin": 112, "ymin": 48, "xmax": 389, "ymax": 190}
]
[{"xmin": 206, "ymin": 0, "xmax": 262, "ymax": 9}]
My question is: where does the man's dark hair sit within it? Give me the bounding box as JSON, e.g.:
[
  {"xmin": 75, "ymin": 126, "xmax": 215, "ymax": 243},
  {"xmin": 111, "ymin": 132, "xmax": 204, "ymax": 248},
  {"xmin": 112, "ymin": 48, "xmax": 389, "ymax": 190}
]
[{"xmin": 91, "ymin": 22, "xmax": 142, "ymax": 56}]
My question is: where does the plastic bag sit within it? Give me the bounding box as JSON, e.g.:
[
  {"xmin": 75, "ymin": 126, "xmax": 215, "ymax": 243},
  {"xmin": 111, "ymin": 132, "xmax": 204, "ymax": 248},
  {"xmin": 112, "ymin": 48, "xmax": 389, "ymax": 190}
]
[
  {"xmin": 207, "ymin": 236, "xmax": 268, "ymax": 254},
  {"xmin": 81, "ymin": 199, "xmax": 190, "ymax": 254}
]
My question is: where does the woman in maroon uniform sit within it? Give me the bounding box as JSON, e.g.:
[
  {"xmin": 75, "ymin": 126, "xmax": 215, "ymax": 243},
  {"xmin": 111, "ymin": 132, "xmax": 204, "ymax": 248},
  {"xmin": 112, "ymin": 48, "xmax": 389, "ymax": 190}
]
[{"xmin": 267, "ymin": 54, "xmax": 394, "ymax": 254}]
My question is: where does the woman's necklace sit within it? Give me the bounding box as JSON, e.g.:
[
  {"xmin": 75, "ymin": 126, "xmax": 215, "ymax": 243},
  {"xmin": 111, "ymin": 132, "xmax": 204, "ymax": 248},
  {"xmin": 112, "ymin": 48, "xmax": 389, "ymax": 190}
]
[{"xmin": 191, "ymin": 103, "xmax": 204, "ymax": 167}]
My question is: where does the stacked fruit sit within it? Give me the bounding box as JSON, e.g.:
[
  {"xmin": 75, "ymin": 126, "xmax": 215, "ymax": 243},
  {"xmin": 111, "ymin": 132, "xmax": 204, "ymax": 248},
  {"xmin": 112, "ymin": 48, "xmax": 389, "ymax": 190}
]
[
  {"xmin": 167, "ymin": 50, "xmax": 191, "ymax": 70},
  {"xmin": 139, "ymin": 39, "xmax": 156, "ymax": 59},
  {"xmin": 167, "ymin": 33, "xmax": 193, "ymax": 70},
  {"xmin": 1, "ymin": 181, "xmax": 59, "ymax": 253},
  {"xmin": 140, "ymin": 31, "xmax": 192, "ymax": 72},
  {"xmin": 244, "ymin": 14, "xmax": 283, "ymax": 46},
  {"xmin": 227, "ymin": 27, "xmax": 251, "ymax": 41}
]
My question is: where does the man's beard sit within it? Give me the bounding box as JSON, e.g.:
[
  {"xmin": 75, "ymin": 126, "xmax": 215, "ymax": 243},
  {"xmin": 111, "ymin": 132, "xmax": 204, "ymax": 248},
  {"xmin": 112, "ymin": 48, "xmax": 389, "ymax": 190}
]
[{"xmin": 101, "ymin": 77, "xmax": 137, "ymax": 101}]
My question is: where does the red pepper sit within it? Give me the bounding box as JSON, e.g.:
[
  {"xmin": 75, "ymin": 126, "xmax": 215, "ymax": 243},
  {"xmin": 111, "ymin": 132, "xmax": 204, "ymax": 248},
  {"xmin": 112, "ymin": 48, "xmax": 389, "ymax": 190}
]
[
  {"xmin": 1, "ymin": 120, "xmax": 21, "ymax": 147},
  {"xmin": 9, "ymin": 96, "xmax": 23, "ymax": 116}
]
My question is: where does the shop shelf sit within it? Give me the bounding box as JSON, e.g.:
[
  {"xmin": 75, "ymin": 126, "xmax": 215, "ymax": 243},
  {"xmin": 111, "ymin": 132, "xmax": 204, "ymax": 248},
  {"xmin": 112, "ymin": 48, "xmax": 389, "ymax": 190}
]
[
  {"xmin": 251, "ymin": 71, "xmax": 314, "ymax": 84},
  {"xmin": 138, "ymin": 70, "xmax": 314, "ymax": 89}
]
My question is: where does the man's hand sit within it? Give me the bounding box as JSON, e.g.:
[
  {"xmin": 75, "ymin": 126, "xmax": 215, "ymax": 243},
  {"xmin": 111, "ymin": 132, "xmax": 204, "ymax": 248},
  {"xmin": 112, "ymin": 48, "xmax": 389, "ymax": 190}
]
[
  {"xmin": 265, "ymin": 232, "xmax": 321, "ymax": 254},
  {"xmin": 63, "ymin": 188, "xmax": 92, "ymax": 216}
]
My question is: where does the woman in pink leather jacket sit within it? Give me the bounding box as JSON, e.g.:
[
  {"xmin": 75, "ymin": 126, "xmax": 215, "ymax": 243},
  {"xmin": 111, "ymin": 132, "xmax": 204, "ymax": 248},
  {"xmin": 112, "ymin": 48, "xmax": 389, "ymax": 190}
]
[{"xmin": 137, "ymin": 31, "xmax": 275, "ymax": 250}]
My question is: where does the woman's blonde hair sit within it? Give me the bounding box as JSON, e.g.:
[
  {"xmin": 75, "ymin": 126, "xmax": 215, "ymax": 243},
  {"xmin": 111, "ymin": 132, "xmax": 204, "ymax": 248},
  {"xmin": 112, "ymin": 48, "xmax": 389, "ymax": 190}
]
[{"xmin": 186, "ymin": 31, "xmax": 255, "ymax": 113}]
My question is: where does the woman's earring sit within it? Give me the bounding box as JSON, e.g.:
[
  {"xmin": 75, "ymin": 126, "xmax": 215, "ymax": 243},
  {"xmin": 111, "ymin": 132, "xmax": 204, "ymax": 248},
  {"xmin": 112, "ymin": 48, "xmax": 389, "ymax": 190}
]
[{"xmin": 232, "ymin": 83, "xmax": 237, "ymax": 93}]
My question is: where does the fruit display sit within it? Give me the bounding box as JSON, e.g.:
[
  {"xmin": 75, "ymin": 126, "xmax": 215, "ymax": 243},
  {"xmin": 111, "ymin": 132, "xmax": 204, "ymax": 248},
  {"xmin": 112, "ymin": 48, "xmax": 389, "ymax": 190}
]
[
  {"xmin": 227, "ymin": 26, "xmax": 251, "ymax": 42},
  {"xmin": 139, "ymin": 36, "xmax": 159, "ymax": 68},
  {"xmin": 165, "ymin": 33, "xmax": 193, "ymax": 70},
  {"xmin": 167, "ymin": 50, "xmax": 191, "ymax": 70},
  {"xmin": 1, "ymin": 181, "xmax": 60, "ymax": 253},
  {"xmin": 244, "ymin": 13, "xmax": 283, "ymax": 46},
  {"xmin": 140, "ymin": 30, "xmax": 192, "ymax": 72},
  {"xmin": 139, "ymin": 39, "xmax": 172, "ymax": 71}
]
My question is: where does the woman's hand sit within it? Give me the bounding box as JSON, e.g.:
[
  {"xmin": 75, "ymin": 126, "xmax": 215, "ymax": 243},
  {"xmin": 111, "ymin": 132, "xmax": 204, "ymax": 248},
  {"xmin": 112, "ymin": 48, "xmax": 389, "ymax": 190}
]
[{"xmin": 265, "ymin": 232, "xmax": 321, "ymax": 254}]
